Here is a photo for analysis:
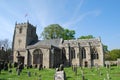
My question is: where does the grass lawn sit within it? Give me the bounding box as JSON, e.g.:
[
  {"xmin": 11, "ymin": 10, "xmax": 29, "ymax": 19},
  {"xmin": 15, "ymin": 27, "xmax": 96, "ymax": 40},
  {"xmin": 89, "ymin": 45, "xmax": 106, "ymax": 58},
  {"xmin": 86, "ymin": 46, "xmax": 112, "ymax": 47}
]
[{"xmin": 0, "ymin": 66, "xmax": 120, "ymax": 80}]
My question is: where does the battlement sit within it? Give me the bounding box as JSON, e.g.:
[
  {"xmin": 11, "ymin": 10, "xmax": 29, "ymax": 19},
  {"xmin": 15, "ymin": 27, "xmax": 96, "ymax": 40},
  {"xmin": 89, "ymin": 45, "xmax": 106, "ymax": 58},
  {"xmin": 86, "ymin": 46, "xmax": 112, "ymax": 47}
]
[{"xmin": 15, "ymin": 21, "xmax": 36, "ymax": 28}]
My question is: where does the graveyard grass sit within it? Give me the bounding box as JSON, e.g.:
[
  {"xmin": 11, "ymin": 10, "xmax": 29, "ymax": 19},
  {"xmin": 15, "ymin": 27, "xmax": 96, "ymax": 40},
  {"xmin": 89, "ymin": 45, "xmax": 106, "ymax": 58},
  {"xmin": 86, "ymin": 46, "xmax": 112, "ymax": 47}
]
[{"xmin": 0, "ymin": 66, "xmax": 120, "ymax": 80}]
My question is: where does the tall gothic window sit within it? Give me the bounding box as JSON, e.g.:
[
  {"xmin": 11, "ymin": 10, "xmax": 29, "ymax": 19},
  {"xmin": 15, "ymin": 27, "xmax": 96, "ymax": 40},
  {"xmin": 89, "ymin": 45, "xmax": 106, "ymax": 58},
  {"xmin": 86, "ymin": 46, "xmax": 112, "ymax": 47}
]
[
  {"xmin": 71, "ymin": 47, "xmax": 75, "ymax": 59},
  {"xmin": 33, "ymin": 49, "xmax": 43, "ymax": 64},
  {"xmin": 91, "ymin": 47, "xmax": 99, "ymax": 59},
  {"xmin": 81, "ymin": 47, "xmax": 86, "ymax": 59}
]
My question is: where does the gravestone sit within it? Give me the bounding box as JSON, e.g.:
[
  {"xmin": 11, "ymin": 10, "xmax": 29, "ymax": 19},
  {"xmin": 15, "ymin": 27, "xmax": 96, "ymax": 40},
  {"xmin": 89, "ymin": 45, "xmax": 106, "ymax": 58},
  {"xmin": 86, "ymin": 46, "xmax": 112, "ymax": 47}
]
[
  {"xmin": 54, "ymin": 71, "xmax": 66, "ymax": 80},
  {"xmin": 117, "ymin": 58, "xmax": 120, "ymax": 67},
  {"xmin": 28, "ymin": 71, "xmax": 31, "ymax": 77},
  {"xmin": 81, "ymin": 70, "xmax": 85, "ymax": 80},
  {"xmin": 17, "ymin": 69, "xmax": 20, "ymax": 76}
]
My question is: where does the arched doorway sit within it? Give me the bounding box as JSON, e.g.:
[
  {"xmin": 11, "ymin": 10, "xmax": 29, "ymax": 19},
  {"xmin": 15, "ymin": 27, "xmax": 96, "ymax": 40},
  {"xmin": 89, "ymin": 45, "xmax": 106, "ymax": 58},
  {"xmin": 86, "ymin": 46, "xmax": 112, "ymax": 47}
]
[{"xmin": 33, "ymin": 49, "xmax": 43, "ymax": 65}]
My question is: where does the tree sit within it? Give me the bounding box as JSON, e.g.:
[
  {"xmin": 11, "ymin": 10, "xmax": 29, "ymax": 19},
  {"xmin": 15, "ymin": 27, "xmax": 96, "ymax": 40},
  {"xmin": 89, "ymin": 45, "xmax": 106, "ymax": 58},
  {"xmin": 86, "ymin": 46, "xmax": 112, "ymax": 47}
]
[
  {"xmin": 0, "ymin": 39, "xmax": 10, "ymax": 50},
  {"xmin": 78, "ymin": 35, "xmax": 94, "ymax": 39},
  {"xmin": 42, "ymin": 24, "xmax": 64, "ymax": 39},
  {"xmin": 63, "ymin": 29, "xmax": 75, "ymax": 40},
  {"xmin": 41, "ymin": 24, "xmax": 75, "ymax": 40},
  {"xmin": 109, "ymin": 49, "xmax": 120, "ymax": 60},
  {"xmin": 0, "ymin": 39, "xmax": 12, "ymax": 62}
]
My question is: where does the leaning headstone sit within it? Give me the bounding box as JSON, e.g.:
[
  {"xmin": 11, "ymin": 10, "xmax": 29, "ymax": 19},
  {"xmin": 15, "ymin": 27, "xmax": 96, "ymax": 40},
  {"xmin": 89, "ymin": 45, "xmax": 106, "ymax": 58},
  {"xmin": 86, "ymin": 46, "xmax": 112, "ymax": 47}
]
[{"xmin": 54, "ymin": 71, "xmax": 66, "ymax": 80}]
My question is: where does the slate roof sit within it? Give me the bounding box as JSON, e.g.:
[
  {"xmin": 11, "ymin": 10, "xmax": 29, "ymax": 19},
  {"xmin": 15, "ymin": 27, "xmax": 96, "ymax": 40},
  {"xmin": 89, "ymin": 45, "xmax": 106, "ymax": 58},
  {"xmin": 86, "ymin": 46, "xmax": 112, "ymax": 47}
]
[{"xmin": 27, "ymin": 38, "xmax": 63, "ymax": 49}]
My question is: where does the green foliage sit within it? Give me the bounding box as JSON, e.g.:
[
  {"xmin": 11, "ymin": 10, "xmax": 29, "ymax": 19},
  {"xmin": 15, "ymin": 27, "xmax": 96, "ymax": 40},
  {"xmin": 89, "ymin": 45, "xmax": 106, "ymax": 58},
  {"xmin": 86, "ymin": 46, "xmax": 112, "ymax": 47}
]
[
  {"xmin": 78, "ymin": 35, "xmax": 94, "ymax": 39},
  {"xmin": 42, "ymin": 24, "xmax": 64, "ymax": 39},
  {"xmin": 63, "ymin": 29, "xmax": 75, "ymax": 40},
  {"xmin": 109, "ymin": 49, "xmax": 120, "ymax": 60},
  {"xmin": 105, "ymin": 49, "xmax": 120, "ymax": 61},
  {"xmin": 41, "ymin": 24, "xmax": 75, "ymax": 40}
]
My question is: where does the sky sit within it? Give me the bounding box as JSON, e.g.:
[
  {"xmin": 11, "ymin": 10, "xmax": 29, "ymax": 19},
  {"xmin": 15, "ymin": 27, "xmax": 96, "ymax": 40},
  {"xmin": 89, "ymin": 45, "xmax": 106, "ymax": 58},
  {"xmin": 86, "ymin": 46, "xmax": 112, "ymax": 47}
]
[{"xmin": 0, "ymin": 0, "xmax": 120, "ymax": 50}]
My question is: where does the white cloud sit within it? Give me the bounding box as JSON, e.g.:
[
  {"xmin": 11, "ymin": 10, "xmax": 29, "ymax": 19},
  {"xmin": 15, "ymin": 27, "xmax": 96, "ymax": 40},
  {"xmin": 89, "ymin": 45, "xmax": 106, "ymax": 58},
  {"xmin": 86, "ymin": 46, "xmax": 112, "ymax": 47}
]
[{"xmin": 63, "ymin": 10, "xmax": 101, "ymax": 28}]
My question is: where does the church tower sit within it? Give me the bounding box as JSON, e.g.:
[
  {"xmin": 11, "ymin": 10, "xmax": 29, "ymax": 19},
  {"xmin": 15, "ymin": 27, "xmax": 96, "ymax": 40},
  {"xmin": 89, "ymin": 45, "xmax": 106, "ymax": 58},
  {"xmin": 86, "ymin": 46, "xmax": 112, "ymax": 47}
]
[{"xmin": 12, "ymin": 21, "xmax": 38, "ymax": 63}]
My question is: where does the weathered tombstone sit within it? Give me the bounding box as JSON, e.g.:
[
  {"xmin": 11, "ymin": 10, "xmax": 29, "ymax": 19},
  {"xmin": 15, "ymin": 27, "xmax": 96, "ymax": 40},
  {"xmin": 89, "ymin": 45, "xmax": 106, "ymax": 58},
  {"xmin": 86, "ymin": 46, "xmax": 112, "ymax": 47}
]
[
  {"xmin": 39, "ymin": 64, "xmax": 43, "ymax": 70},
  {"xmin": 81, "ymin": 70, "xmax": 85, "ymax": 80},
  {"xmin": 74, "ymin": 65, "xmax": 77, "ymax": 76},
  {"xmin": 54, "ymin": 71, "xmax": 66, "ymax": 80},
  {"xmin": 117, "ymin": 58, "xmax": 120, "ymax": 67},
  {"xmin": 17, "ymin": 69, "xmax": 20, "ymax": 76},
  {"xmin": 28, "ymin": 71, "xmax": 31, "ymax": 77}
]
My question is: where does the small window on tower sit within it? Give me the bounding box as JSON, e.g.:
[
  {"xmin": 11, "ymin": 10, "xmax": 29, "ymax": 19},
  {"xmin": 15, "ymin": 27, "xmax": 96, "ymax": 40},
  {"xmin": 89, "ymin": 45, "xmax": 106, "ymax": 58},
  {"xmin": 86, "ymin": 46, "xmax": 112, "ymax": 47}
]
[{"xmin": 19, "ymin": 28, "xmax": 22, "ymax": 34}]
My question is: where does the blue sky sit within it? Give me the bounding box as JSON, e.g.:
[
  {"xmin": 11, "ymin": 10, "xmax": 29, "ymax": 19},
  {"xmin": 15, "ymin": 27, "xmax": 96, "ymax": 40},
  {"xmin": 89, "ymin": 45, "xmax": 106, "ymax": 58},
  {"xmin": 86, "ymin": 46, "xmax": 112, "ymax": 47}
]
[{"xmin": 0, "ymin": 0, "xmax": 120, "ymax": 50}]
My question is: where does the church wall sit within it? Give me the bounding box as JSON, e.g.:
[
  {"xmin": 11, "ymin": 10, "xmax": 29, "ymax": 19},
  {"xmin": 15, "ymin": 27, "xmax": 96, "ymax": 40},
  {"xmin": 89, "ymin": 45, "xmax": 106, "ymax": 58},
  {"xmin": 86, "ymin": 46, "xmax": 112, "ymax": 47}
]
[
  {"xmin": 19, "ymin": 51, "xmax": 28, "ymax": 65},
  {"xmin": 42, "ymin": 49, "xmax": 50, "ymax": 68}
]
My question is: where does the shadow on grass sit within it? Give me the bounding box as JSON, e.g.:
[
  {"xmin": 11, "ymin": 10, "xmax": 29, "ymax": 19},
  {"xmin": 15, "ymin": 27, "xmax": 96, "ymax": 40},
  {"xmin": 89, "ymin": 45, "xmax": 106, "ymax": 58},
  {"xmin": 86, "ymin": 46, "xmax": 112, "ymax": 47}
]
[
  {"xmin": 0, "ymin": 79, "xmax": 7, "ymax": 80},
  {"xmin": 67, "ymin": 76, "xmax": 72, "ymax": 79}
]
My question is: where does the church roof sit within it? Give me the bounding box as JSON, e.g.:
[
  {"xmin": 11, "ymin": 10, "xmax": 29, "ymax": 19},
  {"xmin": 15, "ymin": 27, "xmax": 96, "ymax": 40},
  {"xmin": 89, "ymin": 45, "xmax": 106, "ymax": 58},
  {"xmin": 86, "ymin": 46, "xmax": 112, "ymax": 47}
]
[{"xmin": 27, "ymin": 38, "xmax": 63, "ymax": 49}]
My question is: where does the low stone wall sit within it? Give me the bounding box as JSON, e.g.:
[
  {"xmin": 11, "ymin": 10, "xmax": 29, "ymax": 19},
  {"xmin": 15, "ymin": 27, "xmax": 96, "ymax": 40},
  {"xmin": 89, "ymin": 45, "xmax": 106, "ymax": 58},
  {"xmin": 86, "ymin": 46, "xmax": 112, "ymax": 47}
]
[{"xmin": 105, "ymin": 61, "xmax": 117, "ymax": 65}]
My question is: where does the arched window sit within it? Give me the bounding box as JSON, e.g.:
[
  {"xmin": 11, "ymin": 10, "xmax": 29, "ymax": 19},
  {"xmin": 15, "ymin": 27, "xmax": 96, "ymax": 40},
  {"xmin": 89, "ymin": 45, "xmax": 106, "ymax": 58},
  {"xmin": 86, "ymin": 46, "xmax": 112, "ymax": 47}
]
[
  {"xmin": 71, "ymin": 48, "xmax": 75, "ymax": 59},
  {"xmin": 62, "ymin": 48, "xmax": 67, "ymax": 63},
  {"xmin": 81, "ymin": 47, "xmax": 86, "ymax": 59},
  {"xmin": 33, "ymin": 49, "xmax": 43, "ymax": 64},
  {"xmin": 19, "ymin": 28, "xmax": 22, "ymax": 34},
  {"xmin": 91, "ymin": 47, "xmax": 99, "ymax": 59}
]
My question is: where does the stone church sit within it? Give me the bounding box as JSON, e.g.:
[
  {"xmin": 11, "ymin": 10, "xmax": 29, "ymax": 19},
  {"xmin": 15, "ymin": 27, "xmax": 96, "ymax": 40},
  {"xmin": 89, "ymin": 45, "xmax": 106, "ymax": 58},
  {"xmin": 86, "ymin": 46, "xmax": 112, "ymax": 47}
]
[{"xmin": 13, "ymin": 21, "xmax": 104, "ymax": 68}]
